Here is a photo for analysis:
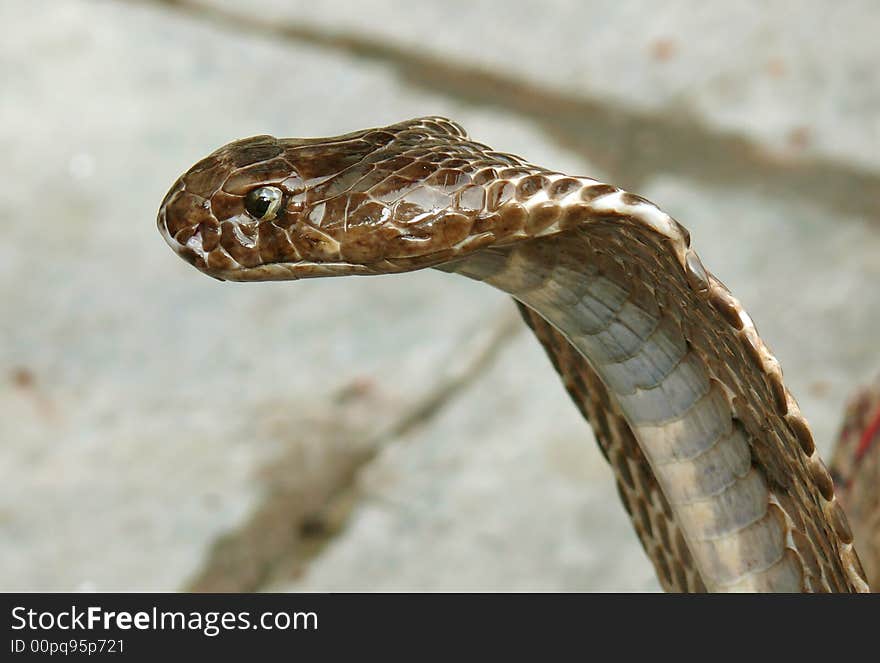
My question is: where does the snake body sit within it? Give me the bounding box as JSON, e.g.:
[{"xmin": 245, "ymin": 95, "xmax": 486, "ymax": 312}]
[{"xmin": 158, "ymin": 117, "xmax": 870, "ymax": 592}]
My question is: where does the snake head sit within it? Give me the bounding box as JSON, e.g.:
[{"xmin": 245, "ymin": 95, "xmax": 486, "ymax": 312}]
[
  {"xmin": 157, "ymin": 117, "xmax": 535, "ymax": 282},
  {"xmin": 157, "ymin": 133, "xmax": 307, "ymax": 281}
]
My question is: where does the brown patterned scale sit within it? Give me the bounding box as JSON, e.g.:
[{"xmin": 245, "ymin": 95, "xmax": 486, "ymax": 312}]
[{"xmin": 158, "ymin": 116, "xmax": 871, "ymax": 592}]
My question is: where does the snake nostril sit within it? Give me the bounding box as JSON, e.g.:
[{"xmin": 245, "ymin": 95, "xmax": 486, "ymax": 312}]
[
  {"xmin": 181, "ymin": 221, "xmax": 211, "ymax": 252},
  {"xmin": 194, "ymin": 222, "xmax": 209, "ymax": 241}
]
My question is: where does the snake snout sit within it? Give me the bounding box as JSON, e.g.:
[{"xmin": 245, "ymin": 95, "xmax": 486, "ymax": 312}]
[
  {"xmin": 157, "ymin": 177, "xmax": 214, "ymax": 272},
  {"xmin": 157, "ymin": 136, "xmax": 289, "ymax": 279}
]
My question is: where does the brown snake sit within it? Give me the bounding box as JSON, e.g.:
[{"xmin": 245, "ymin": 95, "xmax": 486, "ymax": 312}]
[{"xmin": 158, "ymin": 116, "xmax": 875, "ymax": 592}]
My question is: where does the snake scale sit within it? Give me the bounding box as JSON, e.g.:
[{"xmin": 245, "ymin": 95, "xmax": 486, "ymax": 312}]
[{"xmin": 158, "ymin": 117, "xmax": 874, "ymax": 592}]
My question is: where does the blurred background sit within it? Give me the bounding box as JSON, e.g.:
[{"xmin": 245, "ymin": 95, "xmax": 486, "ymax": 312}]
[{"xmin": 1, "ymin": 0, "xmax": 878, "ymax": 592}]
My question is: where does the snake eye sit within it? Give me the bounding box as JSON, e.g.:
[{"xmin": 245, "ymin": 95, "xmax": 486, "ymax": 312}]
[{"xmin": 244, "ymin": 186, "xmax": 283, "ymax": 221}]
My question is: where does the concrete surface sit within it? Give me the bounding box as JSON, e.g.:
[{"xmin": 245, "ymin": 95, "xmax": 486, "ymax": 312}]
[{"xmin": 0, "ymin": 0, "xmax": 878, "ymax": 592}]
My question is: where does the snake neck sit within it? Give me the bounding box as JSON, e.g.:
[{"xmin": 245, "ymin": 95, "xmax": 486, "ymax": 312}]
[{"xmin": 440, "ymin": 224, "xmax": 867, "ymax": 592}]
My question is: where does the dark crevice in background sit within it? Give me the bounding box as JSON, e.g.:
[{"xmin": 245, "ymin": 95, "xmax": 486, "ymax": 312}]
[
  {"xmin": 186, "ymin": 312, "xmax": 521, "ymax": 591},
  {"xmin": 140, "ymin": 0, "xmax": 880, "ymax": 221}
]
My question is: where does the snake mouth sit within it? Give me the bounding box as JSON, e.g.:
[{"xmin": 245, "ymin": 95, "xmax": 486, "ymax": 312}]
[
  {"xmin": 158, "ymin": 197, "xmax": 376, "ymax": 282},
  {"xmin": 182, "ymin": 249, "xmax": 461, "ymax": 282},
  {"xmin": 202, "ymin": 258, "xmax": 424, "ymax": 282},
  {"xmin": 158, "ymin": 203, "xmax": 392, "ymax": 282}
]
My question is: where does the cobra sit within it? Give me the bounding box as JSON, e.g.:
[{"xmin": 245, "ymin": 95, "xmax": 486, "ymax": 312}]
[{"xmin": 157, "ymin": 116, "xmax": 874, "ymax": 592}]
